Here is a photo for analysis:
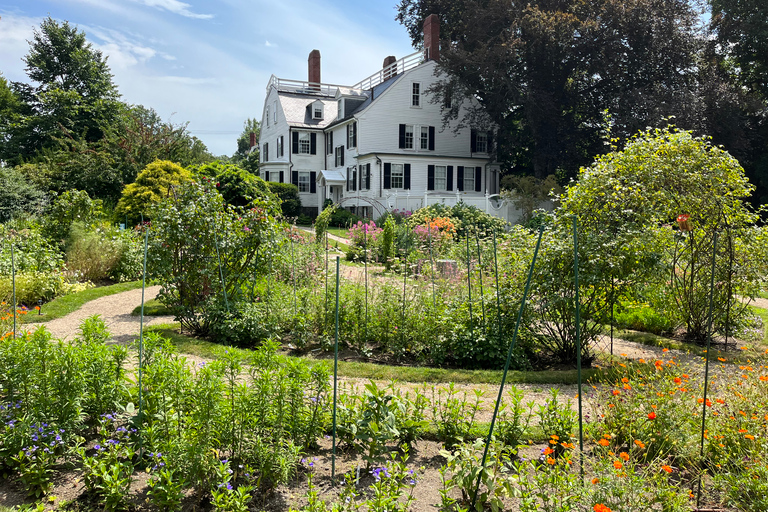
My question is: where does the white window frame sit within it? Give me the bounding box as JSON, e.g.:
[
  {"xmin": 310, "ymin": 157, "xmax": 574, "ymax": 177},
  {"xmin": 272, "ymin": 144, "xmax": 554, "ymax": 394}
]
[
  {"xmin": 411, "ymin": 82, "xmax": 421, "ymax": 107},
  {"xmin": 298, "ymin": 171, "xmax": 311, "ymax": 193},
  {"xmin": 475, "ymin": 132, "xmax": 488, "ymax": 153},
  {"xmin": 348, "ymin": 122, "xmax": 356, "ymax": 148},
  {"xmin": 276, "ymin": 136, "xmax": 283, "ymax": 158},
  {"xmin": 298, "ymin": 132, "xmax": 311, "ymax": 154},
  {"xmin": 435, "ymin": 165, "xmax": 447, "ymax": 191},
  {"xmin": 391, "ymin": 163, "xmax": 404, "ymax": 189},
  {"xmin": 335, "ymin": 146, "xmax": 343, "ymax": 167},
  {"xmin": 313, "ymin": 103, "xmax": 323, "ymax": 119},
  {"xmin": 337, "ymin": 99, "xmax": 343, "ymax": 120},
  {"xmin": 273, "ymin": 101, "xmax": 277, "ymax": 124},
  {"xmin": 420, "ymin": 126, "xmax": 429, "ymax": 150},
  {"xmin": 266, "ymin": 106, "xmax": 270, "ymax": 127},
  {"xmin": 404, "ymin": 125, "xmax": 414, "ymax": 149},
  {"xmin": 464, "ymin": 170, "xmax": 475, "ymax": 192}
]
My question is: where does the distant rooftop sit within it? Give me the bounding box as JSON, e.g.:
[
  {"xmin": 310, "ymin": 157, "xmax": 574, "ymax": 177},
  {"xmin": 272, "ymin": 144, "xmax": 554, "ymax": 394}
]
[{"xmin": 267, "ymin": 50, "xmax": 423, "ymax": 97}]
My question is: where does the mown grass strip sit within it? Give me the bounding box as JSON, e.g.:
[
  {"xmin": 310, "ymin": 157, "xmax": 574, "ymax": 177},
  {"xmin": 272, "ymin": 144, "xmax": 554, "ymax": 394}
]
[
  {"xmin": 148, "ymin": 324, "xmax": 611, "ymax": 385},
  {"xmin": 22, "ymin": 281, "xmax": 143, "ymax": 324},
  {"xmin": 130, "ymin": 298, "xmax": 172, "ymax": 317}
]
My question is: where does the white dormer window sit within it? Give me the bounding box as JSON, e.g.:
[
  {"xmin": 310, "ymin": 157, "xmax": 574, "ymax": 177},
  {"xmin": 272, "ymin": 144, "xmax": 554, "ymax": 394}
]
[
  {"xmin": 313, "ymin": 103, "xmax": 323, "ymax": 120},
  {"xmin": 412, "ymin": 82, "xmax": 421, "ymax": 107},
  {"xmin": 337, "ymin": 99, "xmax": 343, "ymax": 120}
]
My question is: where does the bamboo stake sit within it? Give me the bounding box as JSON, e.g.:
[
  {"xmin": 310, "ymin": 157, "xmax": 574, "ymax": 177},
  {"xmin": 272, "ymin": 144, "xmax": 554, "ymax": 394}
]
[
  {"xmin": 466, "ymin": 234, "xmax": 473, "ymax": 338},
  {"xmin": 138, "ymin": 225, "xmax": 149, "ymax": 458},
  {"xmin": 475, "ymin": 224, "xmax": 486, "ymax": 334},
  {"xmin": 332, "ymin": 256, "xmax": 340, "ymax": 485}
]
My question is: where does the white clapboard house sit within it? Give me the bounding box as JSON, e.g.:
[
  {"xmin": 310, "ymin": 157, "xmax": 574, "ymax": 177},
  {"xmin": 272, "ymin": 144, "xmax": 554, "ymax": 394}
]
[{"xmin": 258, "ymin": 14, "xmax": 523, "ymax": 222}]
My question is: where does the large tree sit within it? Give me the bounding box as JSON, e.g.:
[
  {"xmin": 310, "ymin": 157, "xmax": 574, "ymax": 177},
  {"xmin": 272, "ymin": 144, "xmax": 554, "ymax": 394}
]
[
  {"xmin": 396, "ymin": 0, "xmax": 704, "ymax": 179},
  {"xmin": 231, "ymin": 117, "xmax": 260, "ymax": 175}
]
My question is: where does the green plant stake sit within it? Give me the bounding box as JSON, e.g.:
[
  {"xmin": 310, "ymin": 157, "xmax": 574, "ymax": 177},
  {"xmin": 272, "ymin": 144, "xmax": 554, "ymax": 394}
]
[
  {"xmin": 474, "ymin": 224, "xmax": 486, "ymax": 334},
  {"xmin": 291, "ymin": 225, "xmax": 298, "ymax": 316},
  {"xmin": 697, "ymin": 230, "xmax": 718, "ymax": 507},
  {"xmin": 428, "ymin": 220, "xmax": 436, "ymax": 309},
  {"xmin": 466, "ymin": 234, "xmax": 473, "ymax": 338},
  {"xmin": 212, "ymin": 216, "xmax": 230, "ymax": 315},
  {"xmin": 364, "ymin": 226, "xmax": 368, "ymax": 345},
  {"xmin": 492, "ymin": 230, "xmax": 502, "ymax": 337},
  {"xmin": 573, "ymin": 215, "xmax": 584, "ymax": 481},
  {"xmin": 471, "ymin": 226, "xmax": 543, "ymax": 511},
  {"xmin": 401, "ymin": 225, "xmax": 409, "ymax": 348},
  {"xmin": 138, "ymin": 225, "xmax": 149, "ymax": 458},
  {"xmin": 332, "ymin": 256, "xmax": 340, "ymax": 485},
  {"xmin": 11, "ymin": 241, "xmax": 16, "ymax": 338}
]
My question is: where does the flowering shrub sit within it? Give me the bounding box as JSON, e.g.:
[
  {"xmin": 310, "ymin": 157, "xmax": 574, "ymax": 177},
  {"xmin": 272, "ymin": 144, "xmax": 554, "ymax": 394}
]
[{"xmin": 345, "ymin": 220, "xmax": 383, "ymax": 262}]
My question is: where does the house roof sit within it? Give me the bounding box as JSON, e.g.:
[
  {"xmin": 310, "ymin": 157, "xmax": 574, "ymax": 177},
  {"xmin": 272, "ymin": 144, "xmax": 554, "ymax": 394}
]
[
  {"xmin": 318, "ymin": 169, "xmax": 346, "ymax": 184},
  {"xmin": 278, "ymin": 92, "xmax": 339, "ymax": 128},
  {"xmin": 325, "ymin": 72, "xmax": 404, "ymax": 129}
]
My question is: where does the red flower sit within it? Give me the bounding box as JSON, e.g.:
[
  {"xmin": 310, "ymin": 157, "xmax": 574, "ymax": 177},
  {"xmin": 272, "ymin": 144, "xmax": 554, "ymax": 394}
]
[{"xmin": 647, "ymin": 412, "xmax": 657, "ymax": 420}]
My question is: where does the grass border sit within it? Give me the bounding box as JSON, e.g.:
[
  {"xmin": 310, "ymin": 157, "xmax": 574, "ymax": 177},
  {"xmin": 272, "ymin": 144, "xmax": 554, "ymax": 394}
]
[
  {"xmin": 22, "ymin": 281, "xmax": 143, "ymax": 324},
  {"xmin": 148, "ymin": 324, "xmax": 611, "ymax": 385}
]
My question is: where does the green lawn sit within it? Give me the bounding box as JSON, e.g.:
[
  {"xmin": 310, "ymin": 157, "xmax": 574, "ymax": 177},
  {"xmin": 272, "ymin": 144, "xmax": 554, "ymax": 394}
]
[
  {"xmin": 131, "ymin": 298, "xmax": 172, "ymax": 317},
  {"xmin": 148, "ymin": 324, "xmax": 610, "ymax": 385},
  {"xmin": 22, "ymin": 281, "xmax": 143, "ymax": 323},
  {"xmin": 326, "ymin": 227, "xmax": 351, "ymax": 240}
]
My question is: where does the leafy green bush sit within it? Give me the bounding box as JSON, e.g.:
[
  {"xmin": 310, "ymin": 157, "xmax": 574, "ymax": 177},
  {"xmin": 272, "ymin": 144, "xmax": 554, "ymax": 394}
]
[
  {"xmin": 407, "ymin": 202, "xmax": 508, "ymax": 238},
  {"xmin": 0, "ymin": 223, "xmax": 63, "ymax": 275},
  {"xmin": 65, "ymin": 223, "xmax": 125, "ymax": 282},
  {"xmin": 193, "ymin": 161, "xmax": 274, "ymax": 208},
  {"xmin": 0, "ymin": 166, "xmax": 46, "ymax": 222},
  {"xmin": 267, "ymin": 182, "xmax": 302, "ymax": 218},
  {"xmin": 42, "ymin": 189, "xmax": 103, "ymax": 245},
  {"xmin": 115, "ymin": 160, "xmax": 191, "ymax": 224}
]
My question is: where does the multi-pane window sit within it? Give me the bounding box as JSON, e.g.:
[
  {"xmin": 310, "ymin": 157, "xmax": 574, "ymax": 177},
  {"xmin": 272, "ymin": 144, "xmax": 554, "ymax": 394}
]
[
  {"xmin": 335, "ymin": 146, "xmax": 344, "ymax": 167},
  {"xmin": 435, "ymin": 165, "xmax": 447, "ymax": 190},
  {"xmin": 298, "ymin": 171, "xmax": 310, "ymax": 193},
  {"xmin": 391, "ymin": 163, "xmax": 404, "ymax": 189},
  {"xmin": 276, "ymin": 136, "xmax": 283, "ymax": 158},
  {"xmin": 337, "ymin": 99, "xmax": 343, "ymax": 119},
  {"xmin": 348, "ymin": 122, "xmax": 356, "ymax": 148},
  {"xmin": 404, "ymin": 125, "xmax": 414, "ymax": 149},
  {"xmin": 464, "ymin": 170, "xmax": 475, "ymax": 192},
  {"xmin": 412, "ymin": 82, "xmax": 421, "ymax": 107},
  {"xmin": 420, "ymin": 127, "xmax": 429, "ymax": 150},
  {"xmin": 299, "ymin": 132, "xmax": 311, "ymax": 154},
  {"xmin": 263, "ymin": 143, "xmax": 268, "ymax": 162},
  {"xmin": 475, "ymin": 132, "xmax": 488, "ymax": 153},
  {"xmin": 269, "ymin": 171, "xmax": 280, "ymax": 183},
  {"xmin": 314, "ymin": 105, "xmax": 322, "ymax": 119}
]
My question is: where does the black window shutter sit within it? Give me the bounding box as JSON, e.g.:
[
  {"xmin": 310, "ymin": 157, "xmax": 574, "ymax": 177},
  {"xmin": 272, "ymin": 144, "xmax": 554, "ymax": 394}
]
[
  {"xmin": 457, "ymin": 166, "xmax": 464, "ymax": 191},
  {"xmin": 404, "ymin": 164, "xmax": 411, "ymax": 190},
  {"xmin": 353, "ymin": 122, "xmax": 357, "ymax": 147},
  {"xmin": 429, "ymin": 126, "xmax": 435, "ymax": 151},
  {"xmin": 475, "ymin": 167, "xmax": 482, "ymax": 192},
  {"xmin": 291, "ymin": 171, "xmax": 299, "ymax": 187},
  {"xmin": 427, "ymin": 165, "xmax": 435, "ymax": 190},
  {"xmin": 292, "ymin": 132, "xmax": 299, "ymax": 154},
  {"xmin": 383, "ymin": 163, "xmax": 391, "ymax": 189},
  {"xmin": 279, "ymin": 171, "xmax": 284, "ymax": 183},
  {"xmin": 398, "ymin": 124, "xmax": 406, "ymax": 149},
  {"xmin": 340, "ymin": 146, "xmax": 345, "ymax": 166},
  {"xmin": 353, "ymin": 169, "xmax": 357, "ymax": 191},
  {"xmin": 366, "ymin": 164, "xmax": 371, "ymax": 190},
  {"xmin": 310, "ymin": 133, "xmax": 316, "ymax": 154},
  {"xmin": 346, "ymin": 125, "xmax": 350, "ymax": 146},
  {"xmin": 310, "ymin": 171, "xmax": 316, "ymax": 193},
  {"xmin": 358, "ymin": 165, "xmax": 363, "ymax": 190},
  {"xmin": 470, "ymin": 130, "xmax": 477, "ymax": 153},
  {"xmin": 264, "ymin": 143, "xmax": 268, "ymax": 162},
  {"xmin": 328, "ymin": 131, "xmax": 333, "ymax": 154},
  {"xmin": 346, "ymin": 169, "xmax": 350, "ymax": 192},
  {"xmin": 447, "ymin": 166, "xmax": 453, "ymax": 190}
]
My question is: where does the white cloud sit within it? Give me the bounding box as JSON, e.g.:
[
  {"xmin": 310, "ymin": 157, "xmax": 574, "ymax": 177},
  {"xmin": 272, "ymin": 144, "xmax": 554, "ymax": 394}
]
[
  {"xmin": 86, "ymin": 26, "xmax": 160, "ymax": 69},
  {"xmin": 0, "ymin": 14, "xmax": 41, "ymax": 81},
  {"xmin": 130, "ymin": 0, "xmax": 213, "ymax": 19},
  {"xmin": 265, "ymin": 40, "xmax": 275, "ymax": 48}
]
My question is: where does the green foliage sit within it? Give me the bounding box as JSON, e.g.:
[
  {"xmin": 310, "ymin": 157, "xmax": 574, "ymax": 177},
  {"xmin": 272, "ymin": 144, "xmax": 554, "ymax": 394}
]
[
  {"xmin": 0, "ymin": 167, "xmax": 46, "ymax": 222},
  {"xmin": 267, "ymin": 182, "xmax": 302, "ymax": 218},
  {"xmin": 501, "ymin": 174, "xmax": 561, "ymax": 224},
  {"xmin": 380, "ymin": 215, "xmax": 396, "ymax": 270},
  {"xmin": 115, "ymin": 160, "xmax": 191, "ymax": 224},
  {"xmin": 43, "ymin": 189, "xmax": 103, "ymax": 244},
  {"xmin": 147, "ymin": 180, "xmax": 280, "ymax": 337},
  {"xmin": 192, "ymin": 161, "xmax": 273, "ymax": 208},
  {"xmin": 65, "ymin": 223, "xmax": 138, "ymax": 283},
  {"xmin": 313, "ymin": 203, "xmax": 336, "ymax": 245},
  {"xmin": 408, "ymin": 202, "xmax": 508, "ymax": 238},
  {"xmin": 231, "ymin": 118, "xmax": 260, "ymax": 174}
]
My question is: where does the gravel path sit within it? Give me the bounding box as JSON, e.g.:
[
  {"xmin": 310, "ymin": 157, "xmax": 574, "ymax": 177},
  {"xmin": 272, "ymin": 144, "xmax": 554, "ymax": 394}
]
[{"xmin": 27, "ymin": 285, "xmax": 176, "ymax": 344}]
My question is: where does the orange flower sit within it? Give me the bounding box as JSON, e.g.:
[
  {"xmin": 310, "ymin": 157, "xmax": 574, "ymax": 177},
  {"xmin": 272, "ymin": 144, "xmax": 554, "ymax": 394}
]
[
  {"xmin": 543, "ymin": 447, "xmax": 554, "ymax": 456},
  {"xmin": 598, "ymin": 438, "xmax": 610, "ymax": 447},
  {"xmin": 612, "ymin": 390, "xmax": 621, "ymax": 396},
  {"xmin": 550, "ymin": 434, "xmax": 560, "ymax": 440},
  {"xmin": 547, "ymin": 457, "xmax": 556, "ymax": 465},
  {"xmin": 621, "ymin": 377, "xmax": 629, "ymax": 383},
  {"xmin": 613, "ymin": 460, "xmax": 623, "ymax": 470},
  {"xmin": 647, "ymin": 412, "xmax": 657, "ymax": 420},
  {"xmin": 718, "ymin": 357, "xmax": 726, "ymax": 362},
  {"xmin": 738, "ymin": 429, "xmax": 748, "ymax": 433},
  {"xmin": 661, "ymin": 465, "xmax": 673, "ymax": 473},
  {"xmin": 662, "ymin": 348, "xmax": 669, "ymax": 352},
  {"xmin": 619, "ymin": 452, "xmax": 630, "ymax": 461},
  {"xmin": 594, "ymin": 505, "xmax": 612, "ymax": 512},
  {"xmin": 591, "ymin": 477, "xmax": 600, "ymax": 485},
  {"xmin": 634, "ymin": 439, "xmax": 646, "ymax": 449},
  {"xmin": 745, "ymin": 434, "xmax": 755, "ymax": 440},
  {"xmin": 673, "ymin": 377, "xmax": 682, "ymax": 384}
]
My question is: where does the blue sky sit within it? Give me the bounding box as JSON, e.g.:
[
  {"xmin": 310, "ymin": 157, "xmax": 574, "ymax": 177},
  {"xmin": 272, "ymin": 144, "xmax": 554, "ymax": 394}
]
[{"xmin": 0, "ymin": 0, "xmax": 417, "ymax": 156}]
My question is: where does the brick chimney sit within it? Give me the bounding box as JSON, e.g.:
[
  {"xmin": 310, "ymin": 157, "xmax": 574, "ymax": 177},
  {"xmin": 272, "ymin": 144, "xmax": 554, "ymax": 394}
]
[
  {"xmin": 308, "ymin": 49, "xmax": 321, "ymax": 91},
  {"xmin": 383, "ymin": 55, "xmax": 397, "ymax": 80},
  {"xmin": 423, "ymin": 14, "xmax": 440, "ymax": 61},
  {"xmin": 249, "ymin": 132, "xmax": 256, "ymax": 148}
]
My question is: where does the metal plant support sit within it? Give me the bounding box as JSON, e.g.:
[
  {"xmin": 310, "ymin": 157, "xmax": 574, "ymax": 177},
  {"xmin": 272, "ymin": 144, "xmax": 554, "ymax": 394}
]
[
  {"xmin": 573, "ymin": 216, "xmax": 584, "ymax": 480},
  {"xmin": 331, "ymin": 256, "xmax": 340, "ymax": 484}
]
